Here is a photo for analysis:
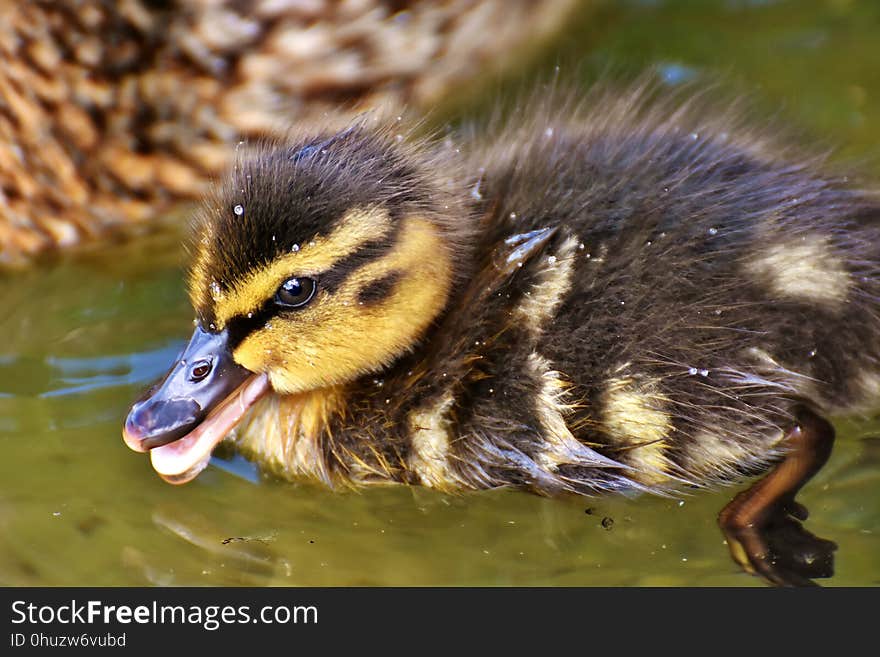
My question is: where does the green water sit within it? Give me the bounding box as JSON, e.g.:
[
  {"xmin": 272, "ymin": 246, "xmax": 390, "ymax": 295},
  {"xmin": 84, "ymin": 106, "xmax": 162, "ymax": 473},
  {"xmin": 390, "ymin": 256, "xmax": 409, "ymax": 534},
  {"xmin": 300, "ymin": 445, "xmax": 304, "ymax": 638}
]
[{"xmin": 2, "ymin": 0, "xmax": 879, "ymax": 586}]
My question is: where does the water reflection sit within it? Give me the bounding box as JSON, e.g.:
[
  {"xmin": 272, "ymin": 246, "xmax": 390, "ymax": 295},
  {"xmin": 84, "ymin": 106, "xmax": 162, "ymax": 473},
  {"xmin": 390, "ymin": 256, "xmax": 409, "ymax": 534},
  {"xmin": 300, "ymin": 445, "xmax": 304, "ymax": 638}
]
[{"xmin": 0, "ymin": 344, "xmax": 183, "ymax": 399}]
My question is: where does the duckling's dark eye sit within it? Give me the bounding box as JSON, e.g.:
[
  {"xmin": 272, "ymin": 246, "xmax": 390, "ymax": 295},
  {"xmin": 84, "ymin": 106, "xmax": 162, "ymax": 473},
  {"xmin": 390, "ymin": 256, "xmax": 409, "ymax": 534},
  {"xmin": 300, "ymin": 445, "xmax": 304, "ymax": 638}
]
[{"xmin": 275, "ymin": 277, "xmax": 317, "ymax": 309}]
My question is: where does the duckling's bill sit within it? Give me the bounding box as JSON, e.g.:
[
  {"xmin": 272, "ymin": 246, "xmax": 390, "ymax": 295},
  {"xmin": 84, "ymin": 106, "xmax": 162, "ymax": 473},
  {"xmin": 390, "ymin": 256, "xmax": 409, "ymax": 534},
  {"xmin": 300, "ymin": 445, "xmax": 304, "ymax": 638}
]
[
  {"xmin": 123, "ymin": 326, "xmax": 271, "ymax": 484},
  {"xmin": 150, "ymin": 373, "xmax": 270, "ymax": 484}
]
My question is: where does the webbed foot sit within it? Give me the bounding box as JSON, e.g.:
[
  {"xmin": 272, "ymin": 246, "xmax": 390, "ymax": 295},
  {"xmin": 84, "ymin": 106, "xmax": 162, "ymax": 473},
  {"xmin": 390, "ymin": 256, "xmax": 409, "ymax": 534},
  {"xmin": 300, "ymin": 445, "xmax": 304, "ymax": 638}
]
[{"xmin": 718, "ymin": 407, "xmax": 837, "ymax": 587}]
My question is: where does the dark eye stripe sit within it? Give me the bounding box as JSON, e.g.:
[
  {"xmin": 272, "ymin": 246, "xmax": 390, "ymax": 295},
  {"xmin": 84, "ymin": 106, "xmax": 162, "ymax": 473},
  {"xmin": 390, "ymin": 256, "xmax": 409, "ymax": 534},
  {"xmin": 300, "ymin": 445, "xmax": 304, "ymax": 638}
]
[
  {"xmin": 225, "ymin": 223, "xmax": 402, "ymax": 347},
  {"xmin": 225, "ymin": 300, "xmax": 277, "ymax": 351},
  {"xmin": 357, "ymin": 270, "xmax": 403, "ymax": 306},
  {"xmin": 319, "ymin": 227, "xmax": 400, "ymax": 293}
]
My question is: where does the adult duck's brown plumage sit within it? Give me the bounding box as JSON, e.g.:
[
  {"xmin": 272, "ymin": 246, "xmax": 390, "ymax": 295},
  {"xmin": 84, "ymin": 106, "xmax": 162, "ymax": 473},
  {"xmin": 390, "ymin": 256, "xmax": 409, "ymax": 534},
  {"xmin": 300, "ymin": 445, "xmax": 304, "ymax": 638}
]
[{"xmin": 124, "ymin": 82, "xmax": 880, "ymax": 586}]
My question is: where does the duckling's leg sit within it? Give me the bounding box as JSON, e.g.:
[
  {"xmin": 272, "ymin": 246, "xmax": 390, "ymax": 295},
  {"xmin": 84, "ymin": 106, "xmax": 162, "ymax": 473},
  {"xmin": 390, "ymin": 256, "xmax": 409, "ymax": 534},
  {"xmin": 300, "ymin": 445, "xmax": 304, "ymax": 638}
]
[{"xmin": 718, "ymin": 407, "xmax": 837, "ymax": 587}]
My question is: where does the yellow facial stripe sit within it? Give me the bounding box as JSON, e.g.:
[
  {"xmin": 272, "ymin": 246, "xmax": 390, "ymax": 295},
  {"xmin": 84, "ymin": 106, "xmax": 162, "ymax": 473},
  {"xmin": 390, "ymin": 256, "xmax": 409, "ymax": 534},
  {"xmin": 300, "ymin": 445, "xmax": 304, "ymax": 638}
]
[
  {"xmin": 212, "ymin": 207, "xmax": 393, "ymax": 326},
  {"xmin": 344, "ymin": 217, "xmax": 445, "ymax": 309},
  {"xmin": 232, "ymin": 215, "xmax": 453, "ymax": 394}
]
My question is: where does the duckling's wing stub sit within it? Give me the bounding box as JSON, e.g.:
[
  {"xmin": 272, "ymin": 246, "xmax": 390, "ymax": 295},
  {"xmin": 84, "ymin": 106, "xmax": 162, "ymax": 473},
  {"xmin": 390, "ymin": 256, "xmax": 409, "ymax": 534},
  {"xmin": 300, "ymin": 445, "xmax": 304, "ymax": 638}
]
[{"xmin": 496, "ymin": 227, "xmax": 558, "ymax": 277}]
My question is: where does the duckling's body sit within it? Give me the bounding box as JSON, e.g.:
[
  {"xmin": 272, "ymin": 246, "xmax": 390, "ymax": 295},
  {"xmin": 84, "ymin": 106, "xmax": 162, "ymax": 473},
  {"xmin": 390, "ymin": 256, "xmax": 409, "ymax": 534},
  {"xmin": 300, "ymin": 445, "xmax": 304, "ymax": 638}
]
[{"xmin": 125, "ymin": 84, "xmax": 880, "ymax": 585}]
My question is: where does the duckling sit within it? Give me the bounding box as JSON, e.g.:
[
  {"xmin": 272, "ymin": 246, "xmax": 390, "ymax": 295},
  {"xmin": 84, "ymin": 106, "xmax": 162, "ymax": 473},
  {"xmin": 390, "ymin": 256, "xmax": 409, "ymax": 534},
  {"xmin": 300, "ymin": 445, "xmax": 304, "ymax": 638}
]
[{"xmin": 123, "ymin": 82, "xmax": 880, "ymax": 587}]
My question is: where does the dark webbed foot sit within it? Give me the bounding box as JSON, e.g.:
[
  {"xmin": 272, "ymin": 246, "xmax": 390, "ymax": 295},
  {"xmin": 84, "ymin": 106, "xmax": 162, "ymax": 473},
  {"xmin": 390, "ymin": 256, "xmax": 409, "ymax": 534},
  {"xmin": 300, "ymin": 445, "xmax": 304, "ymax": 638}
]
[
  {"xmin": 721, "ymin": 497, "xmax": 837, "ymax": 587},
  {"xmin": 718, "ymin": 408, "xmax": 837, "ymax": 587}
]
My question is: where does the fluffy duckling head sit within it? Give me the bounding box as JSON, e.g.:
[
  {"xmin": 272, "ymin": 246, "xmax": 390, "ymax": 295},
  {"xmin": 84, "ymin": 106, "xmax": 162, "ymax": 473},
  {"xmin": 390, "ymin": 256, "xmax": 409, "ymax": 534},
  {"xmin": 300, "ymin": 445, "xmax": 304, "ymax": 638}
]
[
  {"xmin": 191, "ymin": 126, "xmax": 472, "ymax": 392},
  {"xmin": 123, "ymin": 123, "xmax": 472, "ymax": 481}
]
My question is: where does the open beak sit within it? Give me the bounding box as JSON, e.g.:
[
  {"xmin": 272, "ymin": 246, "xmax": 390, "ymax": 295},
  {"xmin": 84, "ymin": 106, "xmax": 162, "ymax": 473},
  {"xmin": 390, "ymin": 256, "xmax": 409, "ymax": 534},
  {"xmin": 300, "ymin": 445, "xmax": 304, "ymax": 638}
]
[{"xmin": 123, "ymin": 325, "xmax": 270, "ymax": 484}]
